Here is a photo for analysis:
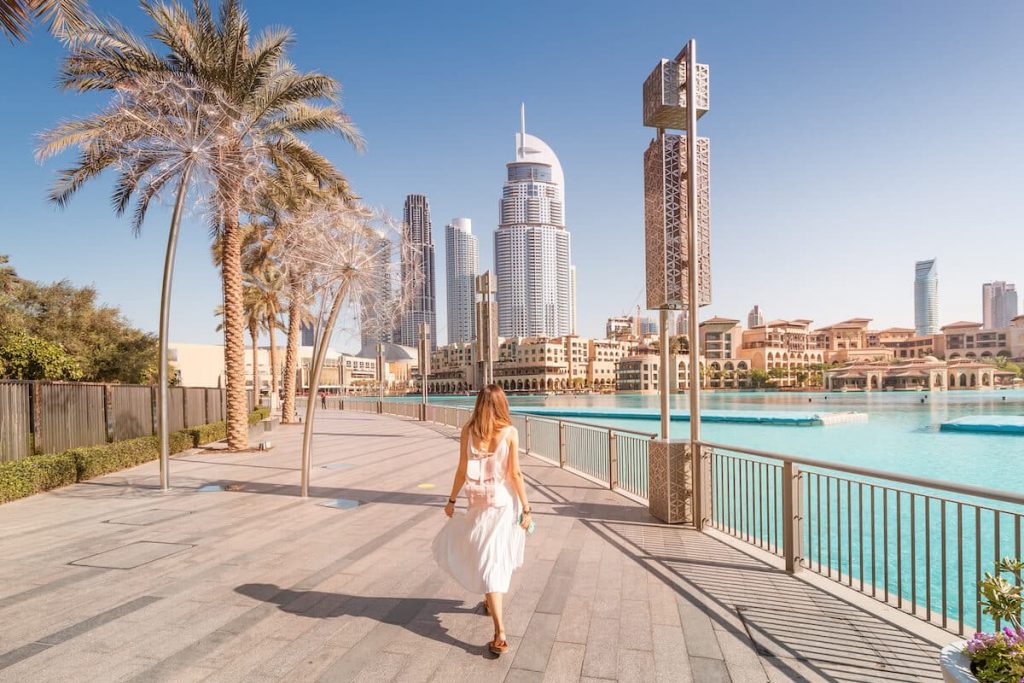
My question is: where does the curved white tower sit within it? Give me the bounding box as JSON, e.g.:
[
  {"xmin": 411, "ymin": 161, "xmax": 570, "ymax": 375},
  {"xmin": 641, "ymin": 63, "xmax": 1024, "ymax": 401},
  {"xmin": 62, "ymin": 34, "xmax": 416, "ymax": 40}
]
[{"xmin": 495, "ymin": 105, "xmax": 573, "ymax": 338}]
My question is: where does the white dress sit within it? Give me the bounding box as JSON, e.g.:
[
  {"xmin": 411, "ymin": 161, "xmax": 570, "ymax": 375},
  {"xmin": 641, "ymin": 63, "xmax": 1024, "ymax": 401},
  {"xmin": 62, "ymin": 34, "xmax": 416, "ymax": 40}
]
[{"xmin": 432, "ymin": 426, "xmax": 526, "ymax": 594}]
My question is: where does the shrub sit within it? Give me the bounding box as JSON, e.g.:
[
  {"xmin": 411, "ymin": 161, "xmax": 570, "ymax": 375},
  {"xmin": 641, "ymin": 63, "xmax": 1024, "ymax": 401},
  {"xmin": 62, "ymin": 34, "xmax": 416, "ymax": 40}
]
[
  {"xmin": 0, "ymin": 409, "xmax": 269, "ymax": 503},
  {"xmin": 188, "ymin": 421, "xmax": 226, "ymax": 446},
  {"xmin": 70, "ymin": 433, "xmax": 188, "ymax": 481},
  {"xmin": 0, "ymin": 452, "xmax": 77, "ymax": 503}
]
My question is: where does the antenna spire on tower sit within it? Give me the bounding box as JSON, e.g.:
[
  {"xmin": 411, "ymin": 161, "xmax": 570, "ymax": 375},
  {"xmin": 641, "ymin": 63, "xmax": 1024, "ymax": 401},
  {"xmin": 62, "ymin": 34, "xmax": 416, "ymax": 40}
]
[{"xmin": 519, "ymin": 102, "xmax": 526, "ymax": 157}]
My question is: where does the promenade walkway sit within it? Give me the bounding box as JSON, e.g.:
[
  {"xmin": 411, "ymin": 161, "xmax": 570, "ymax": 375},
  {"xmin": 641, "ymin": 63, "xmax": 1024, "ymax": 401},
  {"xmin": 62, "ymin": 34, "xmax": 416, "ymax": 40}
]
[{"xmin": 0, "ymin": 410, "xmax": 949, "ymax": 682}]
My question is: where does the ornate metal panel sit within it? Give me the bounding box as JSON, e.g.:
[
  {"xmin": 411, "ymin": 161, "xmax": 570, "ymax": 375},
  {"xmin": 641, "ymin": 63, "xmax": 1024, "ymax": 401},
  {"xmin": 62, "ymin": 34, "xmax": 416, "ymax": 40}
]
[
  {"xmin": 642, "ymin": 58, "xmax": 709, "ymax": 130},
  {"xmin": 644, "ymin": 133, "xmax": 711, "ymax": 310}
]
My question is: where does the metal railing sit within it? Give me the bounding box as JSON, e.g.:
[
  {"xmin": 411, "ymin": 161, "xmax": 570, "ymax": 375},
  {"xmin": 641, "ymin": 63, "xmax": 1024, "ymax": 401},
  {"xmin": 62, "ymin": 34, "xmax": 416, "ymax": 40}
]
[
  {"xmin": 704, "ymin": 441, "xmax": 1024, "ymax": 636},
  {"xmin": 348, "ymin": 399, "xmax": 656, "ymax": 504},
  {"xmin": 339, "ymin": 398, "xmax": 1023, "ymax": 637}
]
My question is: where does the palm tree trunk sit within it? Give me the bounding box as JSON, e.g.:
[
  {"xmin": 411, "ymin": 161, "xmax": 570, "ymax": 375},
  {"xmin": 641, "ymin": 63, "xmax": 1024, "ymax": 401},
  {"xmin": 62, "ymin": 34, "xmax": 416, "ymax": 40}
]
[
  {"xmin": 281, "ymin": 274, "xmax": 301, "ymax": 423},
  {"xmin": 267, "ymin": 313, "xmax": 279, "ymax": 397},
  {"xmin": 221, "ymin": 218, "xmax": 249, "ymax": 450},
  {"xmin": 250, "ymin": 321, "xmax": 259, "ymax": 409},
  {"xmin": 300, "ymin": 281, "xmax": 349, "ymax": 497}
]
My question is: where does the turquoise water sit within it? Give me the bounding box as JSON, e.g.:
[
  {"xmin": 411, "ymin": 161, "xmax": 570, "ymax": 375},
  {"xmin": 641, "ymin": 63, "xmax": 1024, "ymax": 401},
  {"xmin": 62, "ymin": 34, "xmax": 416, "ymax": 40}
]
[
  {"xmin": 409, "ymin": 390, "xmax": 1024, "ymax": 631},
  {"xmin": 424, "ymin": 390, "xmax": 1024, "ymax": 494}
]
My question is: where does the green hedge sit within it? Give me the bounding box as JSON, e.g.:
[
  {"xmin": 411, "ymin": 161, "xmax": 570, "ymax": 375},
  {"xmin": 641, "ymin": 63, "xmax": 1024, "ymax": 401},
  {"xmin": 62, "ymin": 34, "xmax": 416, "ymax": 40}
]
[
  {"xmin": 69, "ymin": 431, "xmax": 193, "ymax": 481},
  {"xmin": 0, "ymin": 409, "xmax": 268, "ymax": 504},
  {"xmin": 0, "ymin": 452, "xmax": 78, "ymax": 504},
  {"xmin": 188, "ymin": 421, "xmax": 225, "ymax": 446}
]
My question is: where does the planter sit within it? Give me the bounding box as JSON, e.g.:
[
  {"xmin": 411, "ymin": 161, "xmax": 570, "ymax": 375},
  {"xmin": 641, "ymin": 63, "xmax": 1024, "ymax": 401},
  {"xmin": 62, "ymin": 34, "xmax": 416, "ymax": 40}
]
[{"xmin": 940, "ymin": 641, "xmax": 976, "ymax": 683}]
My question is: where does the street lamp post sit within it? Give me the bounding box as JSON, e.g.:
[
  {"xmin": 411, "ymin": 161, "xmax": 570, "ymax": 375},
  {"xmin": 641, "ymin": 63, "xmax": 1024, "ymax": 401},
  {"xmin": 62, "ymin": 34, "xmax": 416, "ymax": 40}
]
[
  {"xmin": 376, "ymin": 341, "xmax": 385, "ymax": 406},
  {"xmin": 642, "ymin": 38, "xmax": 711, "ymax": 525},
  {"xmin": 476, "ymin": 272, "xmax": 497, "ymax": 388},
  {"xmin": 418, "ymin": 322, "xmax": 431, "ymax": 420}
]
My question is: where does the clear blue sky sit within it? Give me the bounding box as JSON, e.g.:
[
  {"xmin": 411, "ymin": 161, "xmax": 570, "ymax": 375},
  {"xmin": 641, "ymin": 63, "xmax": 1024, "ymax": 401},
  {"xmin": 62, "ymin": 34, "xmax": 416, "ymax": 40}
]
[{"xmin": 2, "ymin": 0, "xmax": 1022, "ymax": 352}]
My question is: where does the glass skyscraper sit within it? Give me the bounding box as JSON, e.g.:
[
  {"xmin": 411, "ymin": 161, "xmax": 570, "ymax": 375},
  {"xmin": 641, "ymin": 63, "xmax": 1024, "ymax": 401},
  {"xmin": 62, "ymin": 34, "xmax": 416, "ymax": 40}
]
[
  {"xmin": 445, "ymin": 218, "xmax": 478, "ymax": 344},
  {"xmin": 494, "ymin": 106, "xmax": 573, "ymax": 338},
  {"xmin": 982, "ymin": 281, "xmax": 1018, "ymax": 329},
  {"xmin": 914, "ymin": 259, "xmax": 939, "ymax": 336},
  {"xmin": 398, "ymin": 194, "xmax": 436, "ymax": 350}
]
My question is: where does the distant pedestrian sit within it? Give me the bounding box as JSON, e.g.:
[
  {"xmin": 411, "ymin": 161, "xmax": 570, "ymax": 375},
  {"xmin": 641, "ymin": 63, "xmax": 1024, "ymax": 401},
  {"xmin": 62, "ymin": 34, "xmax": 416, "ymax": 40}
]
[
  {"xmin": 319, "ymin": 390, "xmax": 327, "ymax": 409},
  {"xmin": 433, "ymin": 384, "xmax": 532, "ymax": 656}
]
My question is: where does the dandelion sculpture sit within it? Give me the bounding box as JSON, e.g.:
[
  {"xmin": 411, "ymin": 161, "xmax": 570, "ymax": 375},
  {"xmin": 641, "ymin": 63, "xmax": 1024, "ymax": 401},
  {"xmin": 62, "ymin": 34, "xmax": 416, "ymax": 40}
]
[
  {"xmin": 38, "ymin": 72, "xmax": 268, "ymax": 491},
  {"xmin": 281, "ymin": 202, "xmax": 417, "ymax": 497}
]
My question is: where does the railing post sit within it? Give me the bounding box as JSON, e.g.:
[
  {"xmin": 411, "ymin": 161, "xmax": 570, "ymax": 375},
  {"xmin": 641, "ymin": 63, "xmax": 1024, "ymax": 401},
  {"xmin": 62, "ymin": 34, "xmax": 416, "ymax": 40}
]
[
  {"xmin": 525, "ymin": 417, "xmax": 532, "ymax": 454},
  {"xmin": 608, "ymin": 431, "xmax": 618, "ymax": 490},
  {"xmin": 558, "ymin": 421, "xmax": 567, "ymax": 468},
  {"xmin": 782, "ymin": 460, "xmax": 803, "ymax": 573}
]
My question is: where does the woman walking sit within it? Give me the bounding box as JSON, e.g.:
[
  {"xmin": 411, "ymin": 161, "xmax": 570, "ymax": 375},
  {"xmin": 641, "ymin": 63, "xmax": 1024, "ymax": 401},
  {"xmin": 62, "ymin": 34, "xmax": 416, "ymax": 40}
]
[{"xmin": 432, "ymin": 384, "xmax": 533, "ymax": 655}]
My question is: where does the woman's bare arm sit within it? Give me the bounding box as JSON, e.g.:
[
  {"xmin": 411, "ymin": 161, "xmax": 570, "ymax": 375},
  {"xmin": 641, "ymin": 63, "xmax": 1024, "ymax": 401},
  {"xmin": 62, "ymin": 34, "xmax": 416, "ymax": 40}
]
[
  {"xmin": 506, "ymin": 429, "xmax": 532, "ymax": 526},
  {"xmin": 444, "ymin": 427, "xmax": 470, "ymax": 517}
]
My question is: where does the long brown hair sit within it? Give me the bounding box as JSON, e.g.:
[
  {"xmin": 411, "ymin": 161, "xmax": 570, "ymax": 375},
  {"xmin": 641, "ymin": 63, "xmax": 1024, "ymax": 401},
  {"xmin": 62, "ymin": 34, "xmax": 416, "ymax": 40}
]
[{"xmin": 466, "ymin": 384, "xmax": 512, "ymax": 444}]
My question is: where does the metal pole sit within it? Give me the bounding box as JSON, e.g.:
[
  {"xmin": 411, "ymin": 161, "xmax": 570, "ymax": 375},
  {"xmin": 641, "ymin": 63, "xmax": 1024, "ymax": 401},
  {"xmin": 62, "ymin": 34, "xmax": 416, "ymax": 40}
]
[
  {"xmin": 300, "ymin": 282, "xmax": 349, "ymax": 497},
  {"xmin": 684, "ymin": 39, "xmax": 704, "ymax": 529},
  {"xmin": 377, "ymin": 341, "xmax": 385, "ymax": 403},
  {"xmin": 157, "ymin": 164, "xmax": 193, "ymax": 492},
  {"xmin": 659, "ymin": 308, "xmax": 670, "ymax": 439},
  {"xmin": 419, "ymin": 322, "xmax": 429, "ymax": 418}
]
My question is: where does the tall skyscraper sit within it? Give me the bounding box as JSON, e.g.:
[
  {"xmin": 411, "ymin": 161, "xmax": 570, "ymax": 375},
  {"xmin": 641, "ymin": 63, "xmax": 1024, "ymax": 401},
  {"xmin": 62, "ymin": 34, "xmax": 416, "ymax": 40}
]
[
  {"xmin": 748, "ymin": 305, "xmax": 764, "ymax": 329},
  {"xmin": 914, "ymin": 259, "xmax": 939, "ymax": 336},
  {"xmin": 399, "ymin": 194, "xmax": 436, "ymax": 350},
  {"xmin": 360, "ymin": 234, "xmax": 395, "ymax": 348},
  {"xmin": 445, "ymin": 218, "xmax": 478, "ymax": 344},
  {"xmin": 495, "ymin": 105, "xmax": 573, "ymax": 338},
  {"xmin": 982, "ymin": 281, "xmax": 1018, "ymax": 329},
  {"xmin": 570, "ymin": 265, "xmax": 578, "ymax": 335}
]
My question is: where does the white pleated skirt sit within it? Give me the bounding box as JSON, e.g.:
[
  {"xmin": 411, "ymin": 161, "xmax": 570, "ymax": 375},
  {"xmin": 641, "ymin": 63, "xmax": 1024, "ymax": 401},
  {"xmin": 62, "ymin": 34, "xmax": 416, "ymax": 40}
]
[{"xmin": 432, "ymin": 484, "xmax": 526, "ymax": 594}]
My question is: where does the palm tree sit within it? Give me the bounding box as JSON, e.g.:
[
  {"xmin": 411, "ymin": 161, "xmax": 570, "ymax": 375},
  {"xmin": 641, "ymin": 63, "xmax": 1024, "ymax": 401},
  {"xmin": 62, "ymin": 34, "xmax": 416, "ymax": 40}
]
[
  {"xmin": 247, "ymin": 265, "xmax": 285, "ymax": 398},
  {"xmin": 251, "ymin": 166, "xmax": 343, "ymax": 423},
  {"xmin": 216, "ymin": 286, "xmax": 261, "ymax": 408},
  {"xmin": 2, "ymin": 0, "xmax": 89, "ymax": 42},
  {"xmin": 40, "ymin": 0, "xmax": 362, "ymax": 451}
]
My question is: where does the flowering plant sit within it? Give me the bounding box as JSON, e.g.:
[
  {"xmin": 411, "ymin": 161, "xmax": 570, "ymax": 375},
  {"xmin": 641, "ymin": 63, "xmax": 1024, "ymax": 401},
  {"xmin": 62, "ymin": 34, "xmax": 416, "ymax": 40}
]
[{"xmin": 964, "ymin": 558, "xmax": 1024, "ymax": 683}]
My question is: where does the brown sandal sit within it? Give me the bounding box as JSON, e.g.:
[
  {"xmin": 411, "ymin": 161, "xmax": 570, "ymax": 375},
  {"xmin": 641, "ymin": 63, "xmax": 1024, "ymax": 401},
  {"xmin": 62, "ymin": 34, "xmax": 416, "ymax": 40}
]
[{"xmin": 489, "ymin": 634, "xmax": 509, "ymax": 655}]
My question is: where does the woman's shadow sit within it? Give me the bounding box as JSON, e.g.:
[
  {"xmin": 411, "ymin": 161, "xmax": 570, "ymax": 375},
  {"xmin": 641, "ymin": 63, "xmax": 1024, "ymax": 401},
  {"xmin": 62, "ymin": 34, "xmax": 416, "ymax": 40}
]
[{"xmin": 235, "ymin": 583, "xmax": 493, "ymax": 657}]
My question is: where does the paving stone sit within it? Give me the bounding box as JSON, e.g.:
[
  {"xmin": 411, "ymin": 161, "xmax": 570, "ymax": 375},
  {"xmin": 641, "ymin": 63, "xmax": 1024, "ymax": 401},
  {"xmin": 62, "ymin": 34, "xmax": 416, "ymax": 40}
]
[
  {"xmin": 511, "ymin": 612, "xmax": 561, "ymax": 672},
  {"xmin": 617, "ymin": 648, "xmax": 657, "ymax": 683},
  {"xmin": 580, "ymin": 617, "xmax": 618, "ymax": 679},
  {"xmin": 652, "ymin": 623, "xmax": 693, "ymax": 683},
  {"xmin": 541, "ymin": 641, "xmax": 585, "ymax": 683},
  {"xmin": 0, "ymin": 409, "xmax": 947, "ymax": 682}
]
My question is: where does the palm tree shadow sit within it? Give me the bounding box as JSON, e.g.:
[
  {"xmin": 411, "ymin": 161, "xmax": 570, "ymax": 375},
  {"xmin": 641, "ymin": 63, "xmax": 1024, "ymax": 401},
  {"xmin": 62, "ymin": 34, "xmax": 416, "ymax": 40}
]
[{"xmin": 235, "ymin": 583, "xmax": 489, "ymax": 656}]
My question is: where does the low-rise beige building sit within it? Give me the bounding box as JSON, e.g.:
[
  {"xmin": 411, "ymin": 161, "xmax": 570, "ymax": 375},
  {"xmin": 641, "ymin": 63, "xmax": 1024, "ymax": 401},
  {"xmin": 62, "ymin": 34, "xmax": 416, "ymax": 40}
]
[
  {"xmin": 937, "ymin": 321, "xmax": 1014, "ymax": 360},
  {"xmin": 825, "ymin": 357, "xmax": 997, "ymax": 391},
  {"xmin": 494, "ymin": 337, "xmax": 569, "ymax": 393},
  {"xmin": 738, "ymin": 319, "xmax": 826, "ymax": 387}
]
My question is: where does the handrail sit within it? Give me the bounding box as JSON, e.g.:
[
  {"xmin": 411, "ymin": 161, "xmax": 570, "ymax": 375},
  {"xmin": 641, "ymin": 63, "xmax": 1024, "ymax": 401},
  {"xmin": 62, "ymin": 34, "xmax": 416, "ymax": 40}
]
[
  {"xmin": 701, "ymin": 439, "xmax": 1024, "ymax": 509},
  {"xmin": 515, "ymin": 412, "xmax": 658, "ymax": 439}
]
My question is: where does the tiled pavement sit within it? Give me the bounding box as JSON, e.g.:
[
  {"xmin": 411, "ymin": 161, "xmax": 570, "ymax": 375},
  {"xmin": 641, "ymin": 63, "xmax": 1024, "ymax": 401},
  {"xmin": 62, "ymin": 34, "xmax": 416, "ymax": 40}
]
[{"xmin": 0, "ymin": 410, "xmax": 952, "ymax": 681}]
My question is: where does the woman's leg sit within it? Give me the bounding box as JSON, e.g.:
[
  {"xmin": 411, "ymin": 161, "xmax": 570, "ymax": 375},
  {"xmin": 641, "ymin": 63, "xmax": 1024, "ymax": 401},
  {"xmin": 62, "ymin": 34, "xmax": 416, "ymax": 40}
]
[{"xmin": 485, "ymin": 592, "xmax": 505, "ymax": 642}]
